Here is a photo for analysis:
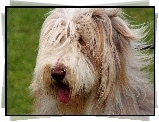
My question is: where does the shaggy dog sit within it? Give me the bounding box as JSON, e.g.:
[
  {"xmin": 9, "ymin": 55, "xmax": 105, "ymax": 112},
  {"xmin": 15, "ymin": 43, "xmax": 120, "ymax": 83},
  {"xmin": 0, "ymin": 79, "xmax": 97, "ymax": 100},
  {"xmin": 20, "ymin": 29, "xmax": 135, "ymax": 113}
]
[{"xmin": 30, "ymin": 8, "xmax": 154, "ymax": 115}]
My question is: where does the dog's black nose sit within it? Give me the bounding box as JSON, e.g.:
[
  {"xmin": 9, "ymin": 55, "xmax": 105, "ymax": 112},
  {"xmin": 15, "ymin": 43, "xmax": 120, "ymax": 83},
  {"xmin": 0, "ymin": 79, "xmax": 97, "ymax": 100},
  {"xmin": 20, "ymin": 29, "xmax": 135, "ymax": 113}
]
[{"xmin": 51, "ymin": 65, "xmax": 66, "ymax": 81}]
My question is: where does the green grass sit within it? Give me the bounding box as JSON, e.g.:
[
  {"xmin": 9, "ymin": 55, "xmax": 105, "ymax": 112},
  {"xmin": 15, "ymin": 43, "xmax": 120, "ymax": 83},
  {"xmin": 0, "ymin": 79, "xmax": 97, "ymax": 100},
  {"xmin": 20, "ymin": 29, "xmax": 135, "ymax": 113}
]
[
  {"xmin": 123, "ymin": 8, "xmax": 154, "ymax": 84},
  {"xmin": 7, "ymin": 8, "xmax": 52, "ymax": 115},
  {"xmin": 7, "ymin": 8, "xmax": 154, "ymax": 115}
]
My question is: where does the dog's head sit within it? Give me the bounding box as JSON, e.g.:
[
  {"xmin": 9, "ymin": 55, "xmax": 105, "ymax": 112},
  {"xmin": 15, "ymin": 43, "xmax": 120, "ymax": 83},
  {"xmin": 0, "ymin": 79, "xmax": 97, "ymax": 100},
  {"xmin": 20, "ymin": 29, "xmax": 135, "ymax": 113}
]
[{"xmin": 31, "ymin": 8, "xmax": 144, "ymax": 105}]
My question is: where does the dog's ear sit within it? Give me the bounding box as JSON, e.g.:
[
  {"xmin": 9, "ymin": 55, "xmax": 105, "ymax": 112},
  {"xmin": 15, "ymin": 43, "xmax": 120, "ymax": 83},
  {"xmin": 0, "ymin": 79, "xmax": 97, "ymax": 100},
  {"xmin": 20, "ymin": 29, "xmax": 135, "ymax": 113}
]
[
  {"xmin": 92, "ymin": 8, "xmax": 139, "ymax": 40},
  {"xmin": 97, "ymin": 11, "xmax": 137, "ymax": 102},
  {"xmin": 111, "ymin": 17, "xmax": 137, "ymax": 40}
]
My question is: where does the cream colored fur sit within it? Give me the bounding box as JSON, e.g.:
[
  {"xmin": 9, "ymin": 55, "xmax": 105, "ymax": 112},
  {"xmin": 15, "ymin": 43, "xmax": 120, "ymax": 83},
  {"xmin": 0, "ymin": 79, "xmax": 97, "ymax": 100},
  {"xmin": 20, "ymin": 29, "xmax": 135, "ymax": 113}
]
[{"xmin": 30, "ymin": 8, "xmax": 154, "ymax": 115}]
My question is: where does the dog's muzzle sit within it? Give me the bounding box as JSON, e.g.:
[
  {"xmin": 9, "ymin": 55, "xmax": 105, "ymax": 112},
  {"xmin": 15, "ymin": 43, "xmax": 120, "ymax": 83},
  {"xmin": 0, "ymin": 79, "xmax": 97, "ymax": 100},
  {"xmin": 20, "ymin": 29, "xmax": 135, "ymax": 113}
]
[{"xmin": 51, "ymin": 64, "xmax": 71, "ymax": 103}]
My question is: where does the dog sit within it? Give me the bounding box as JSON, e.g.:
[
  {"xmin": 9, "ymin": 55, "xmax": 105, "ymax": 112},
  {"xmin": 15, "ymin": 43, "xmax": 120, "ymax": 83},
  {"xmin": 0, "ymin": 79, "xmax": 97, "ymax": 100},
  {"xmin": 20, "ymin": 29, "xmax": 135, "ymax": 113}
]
[{"xmin": 30, "ymin": 8, "xmax": 154, "ymax": 115}]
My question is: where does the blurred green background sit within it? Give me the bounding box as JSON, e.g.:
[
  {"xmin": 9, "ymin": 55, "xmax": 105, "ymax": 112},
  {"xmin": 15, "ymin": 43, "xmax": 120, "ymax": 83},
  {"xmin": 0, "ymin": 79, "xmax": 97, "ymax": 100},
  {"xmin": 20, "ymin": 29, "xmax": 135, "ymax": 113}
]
[{"xmin": 7, "ymin": 8, "xmax": 154, "ymax": 115}]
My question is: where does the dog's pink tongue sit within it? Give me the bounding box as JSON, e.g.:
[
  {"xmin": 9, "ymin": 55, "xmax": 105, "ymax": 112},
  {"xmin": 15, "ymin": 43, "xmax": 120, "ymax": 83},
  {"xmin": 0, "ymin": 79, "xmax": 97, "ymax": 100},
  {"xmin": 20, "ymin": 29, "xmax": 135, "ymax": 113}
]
[{"xmin": 58, "ymin": 85, "xmax": 70, "ymax": 103}]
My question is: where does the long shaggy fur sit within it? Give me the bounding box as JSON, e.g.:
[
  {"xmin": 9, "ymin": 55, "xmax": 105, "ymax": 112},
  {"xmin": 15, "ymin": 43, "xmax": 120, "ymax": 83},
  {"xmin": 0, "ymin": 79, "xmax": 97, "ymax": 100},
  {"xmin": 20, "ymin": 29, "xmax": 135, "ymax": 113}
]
[{"xmin": 30, "ymin": 8, "xmax": 154, "ymax": 115}]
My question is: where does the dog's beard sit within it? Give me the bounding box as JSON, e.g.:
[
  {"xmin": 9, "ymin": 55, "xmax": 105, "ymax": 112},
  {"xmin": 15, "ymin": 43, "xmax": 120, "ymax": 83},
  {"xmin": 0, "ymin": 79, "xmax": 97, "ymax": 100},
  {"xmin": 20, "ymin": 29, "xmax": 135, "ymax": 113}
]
[{"xmin": 37, "ymin": 45, "xmax": 98, "ymax": 105}]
